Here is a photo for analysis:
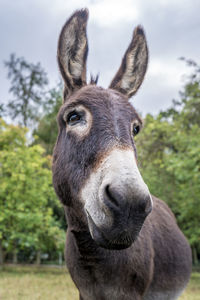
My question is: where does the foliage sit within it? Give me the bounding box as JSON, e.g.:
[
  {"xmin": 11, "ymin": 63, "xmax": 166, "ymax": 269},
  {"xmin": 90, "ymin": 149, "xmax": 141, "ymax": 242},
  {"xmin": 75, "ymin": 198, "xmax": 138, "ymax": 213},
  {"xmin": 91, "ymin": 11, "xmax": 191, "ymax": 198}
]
[
  {"xmin": 0, "ymin": 119, "xmax": 65, "ymax": 263},
  {"xmin": 4, "ymin": 53, "xmax": 48, "ymax": 127},
  {"xmin": 1, "ymin": 53, "xmax": 200, "ymax": 265},
  {"xmin": 136, "ymin": 59, "xmax": 200, "ymax": 259},
  {"xmin": 32, "ymin": 85, "xmax": 66, "ymax": 229},
  {"xmin": 0, "ymin": 104, "xmax": 6, "ymax": 118},
  {"xmin": 33, "ymin": 84, "xmax": 62, "ymax": 155}
]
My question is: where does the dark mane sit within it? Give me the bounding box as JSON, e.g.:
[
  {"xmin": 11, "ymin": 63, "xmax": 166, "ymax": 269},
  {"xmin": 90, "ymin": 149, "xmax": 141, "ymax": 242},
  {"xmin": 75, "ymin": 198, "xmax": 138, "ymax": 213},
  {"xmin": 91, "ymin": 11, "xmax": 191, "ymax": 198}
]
[{"xmin": 90, "ymin": 74, "xmax": 99, "ymax": 85}]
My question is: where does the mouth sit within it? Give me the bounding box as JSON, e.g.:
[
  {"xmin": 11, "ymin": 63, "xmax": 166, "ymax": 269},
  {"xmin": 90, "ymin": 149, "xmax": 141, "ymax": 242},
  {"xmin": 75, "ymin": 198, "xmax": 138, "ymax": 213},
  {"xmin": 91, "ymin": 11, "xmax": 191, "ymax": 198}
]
[{"xmin": 86, "ymin": 210, "xmax": 141, "ymax": 250}]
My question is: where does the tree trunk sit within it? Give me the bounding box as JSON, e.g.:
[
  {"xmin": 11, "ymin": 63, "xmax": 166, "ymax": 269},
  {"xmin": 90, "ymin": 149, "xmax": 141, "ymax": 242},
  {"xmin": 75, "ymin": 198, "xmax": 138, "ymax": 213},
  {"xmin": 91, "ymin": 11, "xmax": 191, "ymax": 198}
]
[
  {"xmin": 192, "ymin": 246, "xmax": 198, "ymax": 265},
  {"xmin": 12, "ymin": 248, "xmax": 18, "ymax": 264},
  {"xmin": 35, "ymin": 250, "xmax": 41, "ymax": 265},
  {"xmin": 0, "ymin": 240, "xmax": 4, "ymax": 265},
  {"xmin": 58, "ymin": 251, "xmax": 62, "ymax": 265}
]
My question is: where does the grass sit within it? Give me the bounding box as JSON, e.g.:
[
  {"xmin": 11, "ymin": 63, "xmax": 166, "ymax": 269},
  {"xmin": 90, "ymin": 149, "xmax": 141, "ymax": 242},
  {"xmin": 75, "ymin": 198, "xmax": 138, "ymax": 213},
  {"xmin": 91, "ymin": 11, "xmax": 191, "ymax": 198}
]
[
  {"xmin": 0, "ymin": 265, "xmax": 78, "ymax": 300},
  {"xmin": 180, "ymin": 272, "xmax": 200, "ymax": 300},
  {"xmin": 0, "ymin": 265, "xmax": 199, "ymax": 300}
]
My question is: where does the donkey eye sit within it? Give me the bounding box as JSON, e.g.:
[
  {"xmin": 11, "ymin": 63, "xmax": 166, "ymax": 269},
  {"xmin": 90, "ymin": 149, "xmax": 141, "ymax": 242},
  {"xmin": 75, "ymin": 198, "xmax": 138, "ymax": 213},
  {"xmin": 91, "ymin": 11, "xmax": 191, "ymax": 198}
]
[
  {"xmin": 133, "ymin": 124, "xmax": 140, "ymax": 136},
  {"xmin": 67, "ymin": 111, "xmax": 81, "ymax": 125}
]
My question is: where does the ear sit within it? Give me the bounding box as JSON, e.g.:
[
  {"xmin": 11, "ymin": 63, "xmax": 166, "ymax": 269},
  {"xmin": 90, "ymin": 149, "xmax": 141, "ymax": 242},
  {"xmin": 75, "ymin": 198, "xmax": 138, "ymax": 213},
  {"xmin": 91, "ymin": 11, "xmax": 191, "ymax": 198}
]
[
  {"xmin": 109, "ymin": 26, "xmax": 148, "ymax": 98},
  {"xmin": 57, "ymin": 9, "xmax": 89, "ymax": 100}
]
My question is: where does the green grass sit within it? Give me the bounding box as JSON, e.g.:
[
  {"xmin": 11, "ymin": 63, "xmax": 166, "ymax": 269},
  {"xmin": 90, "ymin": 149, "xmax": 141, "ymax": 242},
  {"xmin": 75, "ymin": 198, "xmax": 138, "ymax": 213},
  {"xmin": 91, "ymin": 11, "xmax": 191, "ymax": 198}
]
[
  {"xmin": 0, "ymin": 265, "xmax": 199, "ymax": 300},
  {"xmin": 180, "ymin": 272, "xmax": 200, "ymax": 300},
  {"xmin": 0, "ymin": 265, "xmax": 78, "ymax": 300}
]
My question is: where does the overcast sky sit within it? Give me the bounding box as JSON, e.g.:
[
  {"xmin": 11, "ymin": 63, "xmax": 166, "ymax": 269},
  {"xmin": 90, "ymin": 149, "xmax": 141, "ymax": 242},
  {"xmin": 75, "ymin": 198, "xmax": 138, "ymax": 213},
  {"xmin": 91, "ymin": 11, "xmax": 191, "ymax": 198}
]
[{"xmin": 1, "ymin": 0, "xmax": 200, "ymax": 116}]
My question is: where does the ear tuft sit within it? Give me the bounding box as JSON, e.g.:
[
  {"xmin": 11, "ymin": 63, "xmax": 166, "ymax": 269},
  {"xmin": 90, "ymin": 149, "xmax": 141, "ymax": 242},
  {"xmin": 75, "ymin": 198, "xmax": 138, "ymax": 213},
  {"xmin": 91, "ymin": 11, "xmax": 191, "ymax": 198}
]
[
  {"xmin": 134, "ymin": 25, "xmax": 145, "ymax": 36},
  {"xmin": 90, "ymin": 73, "xmax": 99, "ymax": 85},
  {"xmin": 76, "ymin": 8, "xmax": 89, "ymax": 20},
  {"xmin": 109, "ymin": 25, "xmax": 148, "ymax": 99}
]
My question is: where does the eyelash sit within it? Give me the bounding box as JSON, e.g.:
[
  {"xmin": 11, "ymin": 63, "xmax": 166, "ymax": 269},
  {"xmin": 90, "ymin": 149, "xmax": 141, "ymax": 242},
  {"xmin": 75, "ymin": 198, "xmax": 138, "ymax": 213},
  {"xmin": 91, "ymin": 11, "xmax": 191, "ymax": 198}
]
[{"xmin": 67, "ymin": 111, "xmax": 81, "ymax": 124}]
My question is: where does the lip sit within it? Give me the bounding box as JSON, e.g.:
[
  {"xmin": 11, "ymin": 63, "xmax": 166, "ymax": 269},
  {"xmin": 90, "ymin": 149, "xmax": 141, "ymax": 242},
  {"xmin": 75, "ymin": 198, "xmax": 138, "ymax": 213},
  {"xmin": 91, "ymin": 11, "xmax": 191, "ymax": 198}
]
[{"xmin": 86, "ymin": 209, "xmax": 135, "ymax": 250}]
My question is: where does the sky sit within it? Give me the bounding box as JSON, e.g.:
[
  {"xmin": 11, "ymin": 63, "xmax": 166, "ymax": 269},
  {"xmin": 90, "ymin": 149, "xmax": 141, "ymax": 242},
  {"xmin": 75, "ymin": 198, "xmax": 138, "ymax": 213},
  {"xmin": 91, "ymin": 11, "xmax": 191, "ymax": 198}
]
[{"xmin": 1, "ymin": 0, "xmax": 200, "ymax": 116}]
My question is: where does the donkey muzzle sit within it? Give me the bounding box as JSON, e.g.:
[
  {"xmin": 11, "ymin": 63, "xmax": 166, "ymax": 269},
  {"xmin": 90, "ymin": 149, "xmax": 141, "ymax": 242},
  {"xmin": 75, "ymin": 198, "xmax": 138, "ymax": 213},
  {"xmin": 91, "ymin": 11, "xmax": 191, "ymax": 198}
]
[
  {"xmin": 86, "ymin": 184, "xmax": 152, "ymax": 250},
  {"xmin": 83, "ymin": 148, "xmax": 153, "ymax": 249}
]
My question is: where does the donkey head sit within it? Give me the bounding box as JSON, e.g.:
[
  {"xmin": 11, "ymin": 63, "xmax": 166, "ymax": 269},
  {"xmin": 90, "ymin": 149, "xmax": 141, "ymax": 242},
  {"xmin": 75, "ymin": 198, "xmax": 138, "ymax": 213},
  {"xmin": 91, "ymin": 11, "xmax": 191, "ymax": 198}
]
[{"xmin": 53, "ymin": 9, "xmax": 152, "ymax": 250}]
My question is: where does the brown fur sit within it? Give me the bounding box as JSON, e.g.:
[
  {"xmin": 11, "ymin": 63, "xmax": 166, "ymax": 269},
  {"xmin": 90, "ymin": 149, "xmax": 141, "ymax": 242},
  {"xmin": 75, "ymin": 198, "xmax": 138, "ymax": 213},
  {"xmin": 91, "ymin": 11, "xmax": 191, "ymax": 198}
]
[{"xmin": 52, "ymin": 9, "xmax": 192, "ymax": 300}]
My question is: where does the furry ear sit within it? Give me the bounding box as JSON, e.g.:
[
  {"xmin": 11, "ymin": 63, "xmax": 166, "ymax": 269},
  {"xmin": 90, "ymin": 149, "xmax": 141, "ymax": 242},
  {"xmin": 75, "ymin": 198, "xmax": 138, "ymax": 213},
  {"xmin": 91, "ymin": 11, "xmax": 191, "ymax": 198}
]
[
  {"xmin": 109, "ymin": 26, "xmax": 148, "ymax": 98},
  {"xmin": 57, "ymin": 9, "xmax": 89, "ymax": 100}
]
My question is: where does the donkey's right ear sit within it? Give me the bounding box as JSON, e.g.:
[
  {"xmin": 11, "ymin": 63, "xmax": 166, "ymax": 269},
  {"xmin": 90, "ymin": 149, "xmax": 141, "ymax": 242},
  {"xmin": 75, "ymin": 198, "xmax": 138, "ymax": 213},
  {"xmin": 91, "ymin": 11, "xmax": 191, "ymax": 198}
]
[{"xmin": 57, "ymin": 9, "xmax": 89, "ymax": 101}]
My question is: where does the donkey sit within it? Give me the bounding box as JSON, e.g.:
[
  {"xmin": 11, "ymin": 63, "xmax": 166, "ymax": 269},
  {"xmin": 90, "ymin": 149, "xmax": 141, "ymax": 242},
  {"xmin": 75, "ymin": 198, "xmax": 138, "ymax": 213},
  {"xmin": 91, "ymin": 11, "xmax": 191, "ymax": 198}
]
[{"xmin": 52, "ymin": 9, "xmax": 192, "ymax": 300}]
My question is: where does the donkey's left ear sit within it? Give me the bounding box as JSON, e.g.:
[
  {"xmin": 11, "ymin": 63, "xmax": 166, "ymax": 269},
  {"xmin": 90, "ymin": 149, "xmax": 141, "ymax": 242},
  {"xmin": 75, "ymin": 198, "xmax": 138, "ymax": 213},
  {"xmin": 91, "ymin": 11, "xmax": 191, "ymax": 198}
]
[
  {"xmin": 57, "ymin": 9, "xmax": 89, "ymax": 100},
  {"xmin": 109, "ymin": 26, "xmax": 148, "ymax": 98}
]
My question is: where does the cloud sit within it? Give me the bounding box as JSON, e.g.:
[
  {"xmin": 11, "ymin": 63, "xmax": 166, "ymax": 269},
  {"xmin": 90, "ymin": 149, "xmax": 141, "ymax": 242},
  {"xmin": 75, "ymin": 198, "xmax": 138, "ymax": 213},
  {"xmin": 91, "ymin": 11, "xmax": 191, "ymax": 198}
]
[
  {"xmin": 89, "ymin": 0, "xmax": 139, "ymax": 27},
  {"xmin": 1, "ymin": 0, "xmax": 200, "ymax": 116}
]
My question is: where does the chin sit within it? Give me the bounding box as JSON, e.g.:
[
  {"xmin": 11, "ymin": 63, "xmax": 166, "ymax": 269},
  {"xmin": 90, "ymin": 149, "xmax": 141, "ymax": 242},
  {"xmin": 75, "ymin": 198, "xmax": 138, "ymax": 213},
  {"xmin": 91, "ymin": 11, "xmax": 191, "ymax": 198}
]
[
  {"xmin": 87, "ymin": 212, "xmax": 142, "ymax": 250},
  {"xmin": 95, "ymin": 238, "xmax": 133, "ymax": 250}
]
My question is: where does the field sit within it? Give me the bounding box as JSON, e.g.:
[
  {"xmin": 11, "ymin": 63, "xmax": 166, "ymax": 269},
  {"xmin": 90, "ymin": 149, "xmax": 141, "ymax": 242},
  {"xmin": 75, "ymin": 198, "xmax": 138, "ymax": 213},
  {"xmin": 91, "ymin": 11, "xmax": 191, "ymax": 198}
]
[{"xmin": 0, "ymin": 265, "xmax": 199, "ymax": 300}]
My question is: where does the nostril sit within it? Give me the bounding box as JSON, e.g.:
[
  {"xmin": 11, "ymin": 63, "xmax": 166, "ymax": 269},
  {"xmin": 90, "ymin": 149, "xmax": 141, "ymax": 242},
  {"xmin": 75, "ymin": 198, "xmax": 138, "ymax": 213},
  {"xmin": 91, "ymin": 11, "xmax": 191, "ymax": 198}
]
[
  {"xmin": 144, "ymin": 195, "xmax": 153, "ymax": 215},
  {"xmin": 132, "ymin": 195, "xmax": 153, "ymax": 215},
  {"xmin": 146, "ymin": 196, "xmax": 153, "ymax": 214},
  {"xmin": 105, "ymin": 185, "xmax": 120, "ymax": 208},
  {"xmin": 137, "ymin": 200, "xmax": 147, "ymax": 213}
]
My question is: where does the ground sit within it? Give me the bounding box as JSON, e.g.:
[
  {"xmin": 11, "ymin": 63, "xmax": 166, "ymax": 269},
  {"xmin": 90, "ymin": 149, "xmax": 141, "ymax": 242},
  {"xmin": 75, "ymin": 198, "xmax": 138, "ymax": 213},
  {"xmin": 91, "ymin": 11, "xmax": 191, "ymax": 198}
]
[{"xmin": 0, "ymin": 265, "xmax": 199, "ymax": 300}]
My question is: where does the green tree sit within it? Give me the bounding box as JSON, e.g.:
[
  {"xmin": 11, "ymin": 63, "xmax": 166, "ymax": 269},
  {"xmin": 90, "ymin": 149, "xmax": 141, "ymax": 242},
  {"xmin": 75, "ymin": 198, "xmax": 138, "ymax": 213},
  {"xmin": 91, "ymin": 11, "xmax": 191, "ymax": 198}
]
[
  {"xmin": 33, "ymin": 85, "xmax": 62, "ymax": 155},
  {"xmin": 33, "ymin": 84, "xmax": 67, "ymax": 231},
  {"xmin": 0, "ymin": 104, "xmax": 6, "ymax": 118},
  {"xmin": 0, "ymin": 119, "xmax": 64, "ymax": 265},
  {"xmin": 4, "ymin": 53, "xmax": 48, "ymax": 127},
  {"xmin": 136, "ymin": 114, "xmax": 178, "ymax": 204},
  {"xmin": 136, "ymin": 59, "xmax": 200, "ymax": 263}
]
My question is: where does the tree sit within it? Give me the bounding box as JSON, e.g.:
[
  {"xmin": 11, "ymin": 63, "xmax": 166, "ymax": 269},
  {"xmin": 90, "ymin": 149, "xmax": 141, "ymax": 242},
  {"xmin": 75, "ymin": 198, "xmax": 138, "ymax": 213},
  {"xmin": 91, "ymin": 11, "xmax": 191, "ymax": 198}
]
[
  {"xmin": 33, "ymin": 85, "xmax": 62, "ymax": 155},
  {"xmin": 135, "ymin": 114, "xmax": 178, "ymax": 205},
  {"xmin": 161, "ymin": 57, "xmax": 200, "ymax": 127},
  {"xmin": 136, "ymin": 59, "xmax": 200, "ymax": 263},
  {"xmin": 0, "ymin": 104, "xmax": 6, "ymax": 118},
  {"xmin": 0, "ymin": 119, "xmax": 65, "ymax": 264},
  {"xmin": 4, "ymin": 53, "xmax": 48, "ymax": 128},
  {"xmin": 32, "ymin": 84, "xmax": 67, "ymax": 231}
]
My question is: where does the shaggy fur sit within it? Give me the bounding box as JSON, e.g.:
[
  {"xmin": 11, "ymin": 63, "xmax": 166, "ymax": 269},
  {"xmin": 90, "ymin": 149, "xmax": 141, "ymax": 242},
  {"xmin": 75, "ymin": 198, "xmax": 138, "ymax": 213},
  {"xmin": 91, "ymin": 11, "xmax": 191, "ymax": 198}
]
[{"xmin": 52, "ymin": 9, "xmax": 192, "ymax": 300}]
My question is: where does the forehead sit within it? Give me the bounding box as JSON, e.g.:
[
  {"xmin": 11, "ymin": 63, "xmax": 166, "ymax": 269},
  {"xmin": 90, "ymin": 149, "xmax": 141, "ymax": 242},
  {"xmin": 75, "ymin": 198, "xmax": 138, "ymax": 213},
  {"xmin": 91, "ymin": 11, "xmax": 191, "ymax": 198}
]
[{"xmin": 60, "ymin": 85, "xmax": 142, "ymax": 122}]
